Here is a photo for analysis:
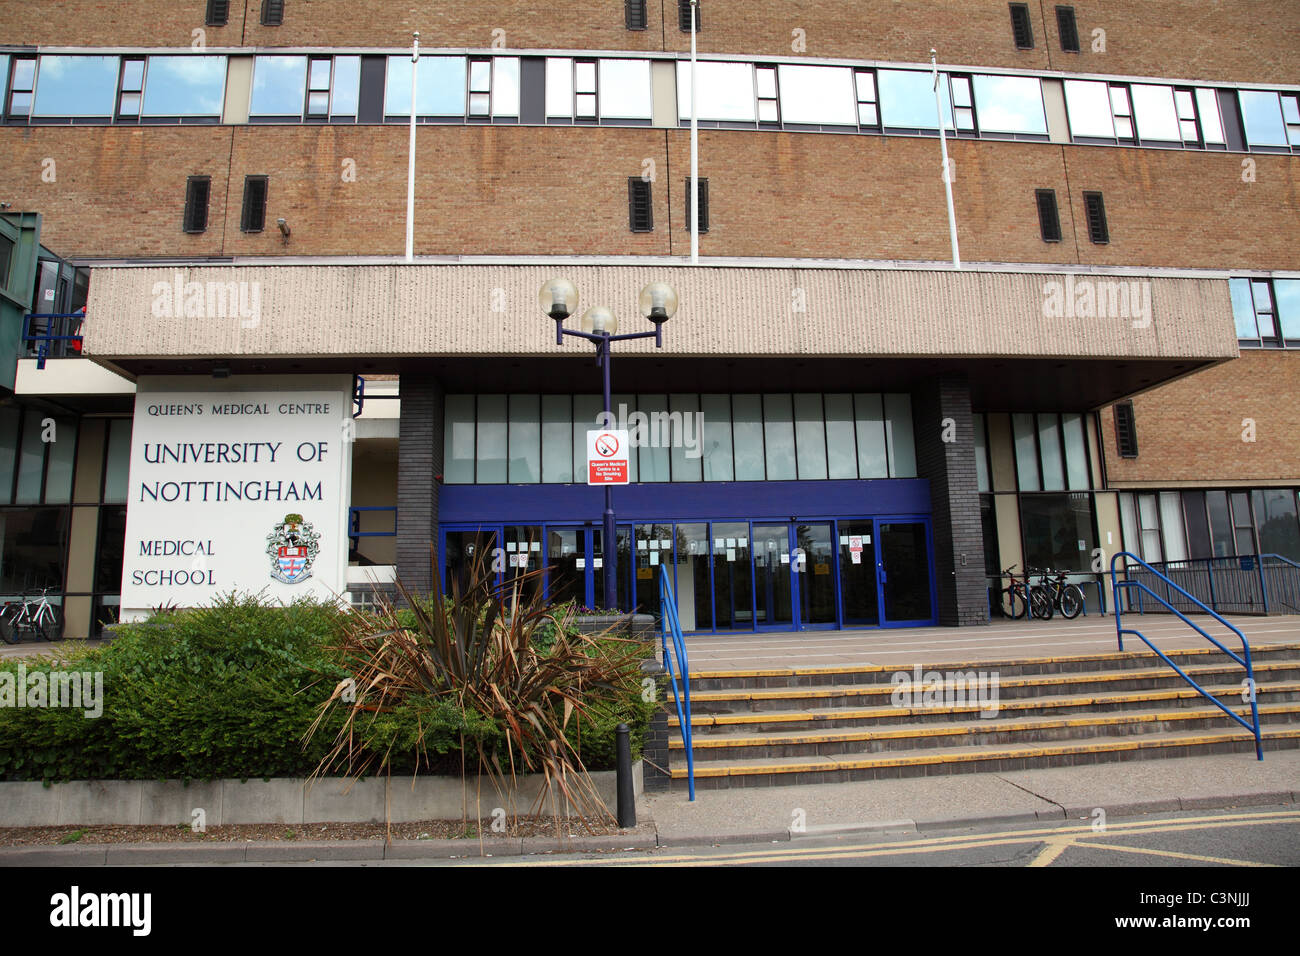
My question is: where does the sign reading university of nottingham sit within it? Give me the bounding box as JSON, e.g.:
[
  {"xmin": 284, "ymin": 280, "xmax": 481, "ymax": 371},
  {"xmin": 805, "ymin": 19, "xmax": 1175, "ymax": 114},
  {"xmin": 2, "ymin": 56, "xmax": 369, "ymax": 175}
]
[{"xmin": 119, "ymin": 376, "xmax": 354, "ymax": 620}]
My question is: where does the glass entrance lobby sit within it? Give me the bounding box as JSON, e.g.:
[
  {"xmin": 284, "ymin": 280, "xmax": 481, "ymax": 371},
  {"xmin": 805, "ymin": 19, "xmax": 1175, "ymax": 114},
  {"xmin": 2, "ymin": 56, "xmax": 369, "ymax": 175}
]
[{"xmin": 442, "ymin": 514, "xmax": 935, "ymax": 632}]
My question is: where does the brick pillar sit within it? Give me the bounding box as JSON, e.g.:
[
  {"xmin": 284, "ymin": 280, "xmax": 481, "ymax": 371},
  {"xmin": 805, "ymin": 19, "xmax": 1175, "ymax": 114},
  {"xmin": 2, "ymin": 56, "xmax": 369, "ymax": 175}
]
[
  {"xmin": 913, "ymin": 373, "xmax": 989, "ymax": 627},
  {"xmin": 396, "ymin": 378, "xmax": 444, "ymax": 599}
]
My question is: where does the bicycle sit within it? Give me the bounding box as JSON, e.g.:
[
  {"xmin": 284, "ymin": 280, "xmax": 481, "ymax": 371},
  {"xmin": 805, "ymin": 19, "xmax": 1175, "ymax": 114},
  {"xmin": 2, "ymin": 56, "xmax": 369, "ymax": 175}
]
[
  {"xmin": 1035, "ymin": 568, "xmax": 1085, "ymax": 620},
  {"xmin": 998, "ymin": 566, "xmax": 1053, "ymax": 620},
  {"xmin": 0, "ymin": 588, "xmax": 63, "ymax": 644}
]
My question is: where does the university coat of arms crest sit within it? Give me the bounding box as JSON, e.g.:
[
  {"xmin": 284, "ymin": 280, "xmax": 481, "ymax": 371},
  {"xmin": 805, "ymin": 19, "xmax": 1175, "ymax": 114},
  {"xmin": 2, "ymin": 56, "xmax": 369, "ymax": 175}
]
[{"xmin": 266, "ymin": 513, "xmax": 321, "ymax": 584}]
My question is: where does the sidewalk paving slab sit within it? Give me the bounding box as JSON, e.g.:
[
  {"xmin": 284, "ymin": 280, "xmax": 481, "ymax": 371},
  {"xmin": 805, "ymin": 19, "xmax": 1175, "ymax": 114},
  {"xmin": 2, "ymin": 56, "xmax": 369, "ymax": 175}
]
[
  {"xmin": 106, "ymin": 844, "xmax": 247, "ymax": 865},
  {"xmin": 0, "ymin": 846, "xmax": 109, "ymax": 866},
  {"xmin": 245, "ymin": 840, "xmax": 386, "ymax": 862}
]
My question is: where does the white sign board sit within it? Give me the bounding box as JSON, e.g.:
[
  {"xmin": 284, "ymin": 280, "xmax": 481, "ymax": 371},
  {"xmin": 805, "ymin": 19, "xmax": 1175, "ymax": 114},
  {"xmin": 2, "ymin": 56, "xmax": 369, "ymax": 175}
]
[
  {"xmin": 587, "ymin": 429, "xmax": 630, "ymax": 485},
  {"xmin": 119, "ymin": 377, "xmax": 353, "ymax": 619}
]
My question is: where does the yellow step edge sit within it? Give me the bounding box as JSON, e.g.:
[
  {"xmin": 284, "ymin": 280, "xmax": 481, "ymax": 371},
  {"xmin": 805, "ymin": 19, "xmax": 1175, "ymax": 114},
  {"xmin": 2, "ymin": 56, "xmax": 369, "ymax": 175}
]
[
  {"xmin": 670, "ymin": 727, "xmax": 1300, "ymax": 778},
  {"xmin": 689, "ymin": 642, "xmax": 1300, "ymax": 681},
  {"xmin": 671, "ymin": 680, "xmax": 1300, "ymax": 727},
  {"xmin": 687, "ymin": 660, "xmax": 1297, "ymax": 703},
  {"xmin": 670, "ymin": 703, "xmax": 1299, "ymax": 749}
]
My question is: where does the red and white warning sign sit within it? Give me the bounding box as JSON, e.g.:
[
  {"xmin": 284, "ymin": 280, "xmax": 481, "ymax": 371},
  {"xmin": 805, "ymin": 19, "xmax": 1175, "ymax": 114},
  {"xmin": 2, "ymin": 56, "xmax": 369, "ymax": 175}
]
[
  {"xmin": 848, "ymin": 535, "xmax": 864, "ymax": 565},
  {"xmin": 587, "ymin": 429, "xmax": 630, "ymax": 485}
]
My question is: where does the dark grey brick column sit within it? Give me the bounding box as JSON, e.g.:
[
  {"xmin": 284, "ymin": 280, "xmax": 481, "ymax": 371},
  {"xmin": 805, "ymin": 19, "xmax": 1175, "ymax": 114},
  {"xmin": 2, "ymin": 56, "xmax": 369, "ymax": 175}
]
[
  {"xmin": 396, "ymin": 377, "xmax": 444, "ymax": 599},
  {"xmin": 913, "ymin": 373, "xmax": 989, "ymax": 627}
]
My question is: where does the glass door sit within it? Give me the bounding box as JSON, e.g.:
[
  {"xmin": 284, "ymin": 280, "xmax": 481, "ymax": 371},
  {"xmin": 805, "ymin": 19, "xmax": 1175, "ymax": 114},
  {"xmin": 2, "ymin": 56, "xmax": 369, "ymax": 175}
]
[
  {"xmin": 674, "ymin": 523, "xmax": 712, "ymax": 632},
  {"xmin": 838, "ymin": 519, "xmax": 879, "ymax": 626},
  {"xmin": 795, "ymin": 522, "xmax": 838, "ymax": 627},
  {"xmin": 545, "ymin": 526, "xmax": 584, "ymax": 607},
  {"xmin": 753, "ymin": 522, "xmax": 794, "ymax": 628},
  {"xmin": 711, "ymin": 521, "xmax": 753, "ymax": 630},
  {"xmin": 878, "ymin": 520, "xmax": 935, "ymax": 624}
]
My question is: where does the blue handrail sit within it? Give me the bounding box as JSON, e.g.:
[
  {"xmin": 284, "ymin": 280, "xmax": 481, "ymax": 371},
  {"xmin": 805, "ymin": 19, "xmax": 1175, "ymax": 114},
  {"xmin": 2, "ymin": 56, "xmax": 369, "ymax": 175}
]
[
  {"xmin": 22, "ymin": 313, "xmax": 85, "ymax": 370},
  {"xmin": 1110, "ymin": 551, "xmax": 1262, "ymax": 760},
  {"xmin": 658, "ymin": 564, "xmax": 695, "ymax": 800}
]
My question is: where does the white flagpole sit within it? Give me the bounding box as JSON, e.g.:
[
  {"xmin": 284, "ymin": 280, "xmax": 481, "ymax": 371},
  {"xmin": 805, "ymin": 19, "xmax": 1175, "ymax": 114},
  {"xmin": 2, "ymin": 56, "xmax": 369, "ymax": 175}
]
[
  {"xmin": 405, "ymin": 32, "xmax": 420, "ymax": 263},
  {"xmin": 690, "ymin": 0, "xmax": 699, "ymax": 265},
  {"xmin": 931, "ymin": 49, "xmax": 960, "ymax": 270}
]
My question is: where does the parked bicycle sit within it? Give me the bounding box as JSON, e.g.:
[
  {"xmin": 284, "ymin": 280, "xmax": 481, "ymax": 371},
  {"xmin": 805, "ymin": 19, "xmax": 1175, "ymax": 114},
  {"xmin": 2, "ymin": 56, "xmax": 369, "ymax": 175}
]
[
  {"xmin": 998, "ymin": 566, "xmax": 1053, "ymax": 620},
  {"xmin": 0, "ymin": 588, "xmax": 63, "ymax": 644},
  {"xmin": 1034, "ymin": 567, "xmax": 1085, "ymax": 620}
]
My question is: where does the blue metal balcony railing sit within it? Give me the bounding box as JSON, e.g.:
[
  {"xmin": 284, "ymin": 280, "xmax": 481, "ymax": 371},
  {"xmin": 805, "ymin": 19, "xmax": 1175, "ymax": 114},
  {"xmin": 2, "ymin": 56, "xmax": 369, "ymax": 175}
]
[
  {"xmin": 1121, "ymin": 553, "xmax": 1300, "ymax": 616},
  {"xmin": 22, "ymin": 313, "xmax": 85, "ymax": 369},
  {"xmin": 348, "ymin": 506, "xmax": 397, "ymax": 548}
]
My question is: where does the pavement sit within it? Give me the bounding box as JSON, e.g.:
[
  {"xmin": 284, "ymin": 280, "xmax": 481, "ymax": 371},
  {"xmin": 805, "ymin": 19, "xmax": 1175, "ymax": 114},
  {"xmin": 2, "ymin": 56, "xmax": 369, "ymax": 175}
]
[{"xmin": 3, "ymin": 749, "xmax": 1297, "ymax": 864}]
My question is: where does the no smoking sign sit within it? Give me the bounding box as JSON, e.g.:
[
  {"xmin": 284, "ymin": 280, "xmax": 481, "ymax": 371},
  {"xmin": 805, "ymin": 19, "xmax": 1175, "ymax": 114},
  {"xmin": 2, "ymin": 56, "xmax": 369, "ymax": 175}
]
[{"xmin": 587, "ymin": 429, "xmax": 630, "ymax": 485}]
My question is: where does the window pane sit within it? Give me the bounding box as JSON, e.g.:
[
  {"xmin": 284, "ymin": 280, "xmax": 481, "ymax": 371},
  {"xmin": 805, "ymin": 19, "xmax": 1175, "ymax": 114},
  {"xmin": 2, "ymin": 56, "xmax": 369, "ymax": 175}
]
[
  {"xmin": 468, "ymin": 60, "xmax": 491, "ymax": 92},
  {"xmin": 1239, "ymin": 90, "xmax": 1288, "ymax": 147},
  {"xmin": 1013, "ymin": 412, "xmax": 1040, "ymax": 491},
  {"xmin": 778, "ymin": 65, "xmax": 856, "ymax": 125},
  {"xmin": 756, "ymin": 68, "xmax": 777, "ymax": 99},
  {"xmin": 611, "ymin": 394, "xmax": 638, "ymax": 482},
  {"xmin": 1020, "ymin": 493, "xmax": 1096, "ymax": 572},
  {"xmin": 141, "ymin": 55, "xmax": 226, "ymax": 116},
  {"xmin": 732, "ymin": 394, "xmax": 765, "ymax": 480},
  {"xmin": 972, "ymin": 74, "xmax": 1046, "ymax": 134},
  {"xmin": 637, "ymin": 394, "xmax": 670, "ymax": 482},
  {"xmin": 1119, "ymin": 493, "xmax": 1140, "ymax": 558},
  {"xmin": 1230, "ymin": 278, "xmax": 1258, "ymax": 339},
  {"xmin": 1130, "ymin": 84, "xmax": 1181, "ymax": 141},
  {"xmin": 103, "ymin": 419, "xmax": 132, "ymax": 503},
  {"xmin": 121, "ymin": 59, "xmax": 145, "ymax": 91},
  {"xmin": 43, "ymin": 417, "xmax": 76, "ymax": 504},
  {"xmin": 878, "ymin": 69, "xmax": 952, "ymax": 129},
  {"xmin": 1206, "ymin": 490, "xmax": 1233, "ymax": 557},
  {"xmin": 676, "ymin": 61, "xmax": 756, "ymax": 121},
  {"xmin": 546, "ymin": 58, "xmax": 573, "ymax": 117},
  {"xmin": 15, "ymin": 409, "xmax": 45, "ymax": 504},
  {"xmin": 0, "ymin": 407, "xmax": 18, "ymax": 504},
  {"xmin": 386, "ymin": 55, "xmax": 467, "ymax": 115},
  {"xmin": 0, "ymin": 508, "xmax": 67, "ymax": 594},
  {"xmin": 308, "ymin": 59, "xmax": 331, "ymax": 90},
  {"xmin": 250, "ymin": 56, "xmax": 307, "ymax": 116},
  {"xmin": 1182, "ymin": 491, "xmax": 1211, "ymax": 559},
  {"xmin": 443, "ymin": 395, "xmax": 476, "ymax": 483},
  {"xmin": 493, "ymin": 58, "xmax": 520, "ymax": 116},
  {"xmin": 1038, "ymin": 414, "xmax": 1065, "ymax": 491},
  {"xmin": 331, "ymin": 56, "xmax": 360, "ymax": 116},
  {"xmin": 1160, "ymin": 492, "xmax": 1188, "ymax": 562},
  {"xmin": 1253, "ymin": 488, "xmax": 1300, "ymax": 561},
  {"xmin": 1275, "ymin": 279, "xmax": 1300, "ymax": 339},
  {"xmin": 763, "ymin": 395, "xmax": 796, "ymax": 480},
  {"xmin": 700, "ymin": 394, "xmax": 734, "ymax": 481},
  {"xmin": 884, "ymin": 394, "xmax": 916, "ymax": 477},
  {"xmin": 476, "ymin": 394, "xmax": 507, "ymax": 484},
  {"xmin": 792, "ymin": 393, "xmax": 828, "ymax": 479},
  {"xmin": 574, "ymin": 61, "xmax": 596, "ymax": 92},
  {"xmin": 1062, "ymin": 412, "xmax": 1089, "ymax": 490},
  {"xmin": 670, "ymin": 394, "xmax": 702, "ymax": 482},
  {"xmin": 572, "ymin": 395, "xmax": 602, "ymax": 478},
  {"xmin": 1196, "ymin": 88, "xmax": 1225, "ymax": 143},
  {"xmin": 1064, "ymin": 80, "xmax": 1115, "ymax": 138},
  {"xmin": 854, "ymin": 393, "xmax": 887, "ymax": 478},
  {"xmin": 507, "ymin": 394, "xmax": 540, "ymax": 483},
  {"xmin": 824, "ymin": 394, "xmax": 857, "ymax": 480},
  {"xmin": 599, "ymin": 59, "xmax": 651, "ymax": 119},
  {"xmin": 33, "ymin": 56, "xmax": 118, "ymax": 117},
  {"xmin": 541, "ymin": 395, "xmax": 572, "ymax": 484},
  {"xmin": 973, "ymin": 413, "xmax": 989, "ymax": 492}
]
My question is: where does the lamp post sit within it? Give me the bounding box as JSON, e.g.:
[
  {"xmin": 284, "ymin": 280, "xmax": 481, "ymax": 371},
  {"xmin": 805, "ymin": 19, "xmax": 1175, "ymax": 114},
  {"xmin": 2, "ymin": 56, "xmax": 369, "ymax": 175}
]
[{"xmin": 539, "ymin": 278, "xmax": 679, "ymax": 612}]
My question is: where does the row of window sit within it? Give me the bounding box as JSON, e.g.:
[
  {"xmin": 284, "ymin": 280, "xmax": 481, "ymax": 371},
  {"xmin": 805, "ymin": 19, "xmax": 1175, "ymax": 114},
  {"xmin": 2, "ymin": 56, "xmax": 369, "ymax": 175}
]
[
  {"xmin": 4, "ymin": 51, "xmax": 1296, "ymax": 153},
  {"xmin": 443, "ymin": 393, "xmax": 918, "ymax": 485},
  {"xmin": 206, "ymin": 0, "xmax": 281, "ymax": 26},
  {"xmin": 1230, "ymin": 277, "xmax": 1300, "ymax": 348},
  {"xmin": 973, "ymin": 412, "xmax": 1096, "ymax": 495},
  {"xmin": 1119, "ymin": 488, "xmax": 1300, "ymax": 564},
  {"xmin": 0, "ymin": 410, "xmax": 130, "ymax": 507}
]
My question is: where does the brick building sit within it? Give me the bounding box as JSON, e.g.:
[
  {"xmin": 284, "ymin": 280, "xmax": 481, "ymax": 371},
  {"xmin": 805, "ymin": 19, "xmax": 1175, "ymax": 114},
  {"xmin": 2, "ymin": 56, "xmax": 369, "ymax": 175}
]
[{"xmin": 0, "ymin": 1, "xmax": 1296, "ymax": 639}]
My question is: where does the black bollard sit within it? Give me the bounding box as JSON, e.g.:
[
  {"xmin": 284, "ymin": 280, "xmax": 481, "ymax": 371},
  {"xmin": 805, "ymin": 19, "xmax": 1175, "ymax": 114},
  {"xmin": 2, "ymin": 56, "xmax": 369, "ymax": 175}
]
[{"xmin": 615, "ymin": 722, "xmax": 636, "ymax": 828}]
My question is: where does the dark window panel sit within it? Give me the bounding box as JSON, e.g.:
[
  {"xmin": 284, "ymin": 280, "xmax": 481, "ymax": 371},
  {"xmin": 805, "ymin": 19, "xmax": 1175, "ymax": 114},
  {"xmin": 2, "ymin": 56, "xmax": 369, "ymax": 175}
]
[
  {"xmin": 1056, "ymin": 6, "xmax": 1080, "ymax": 52},
  {"xmin": 626, "ymin": 0, "xmax": 648, "ymax": 30},
  {"xmin": 262, "ymin": 0, "xmax": 285, "ymax": 26},
  {"xmin": 1083, "ymin": 191, "xmax": 1109, "ymax": 243},
  {"xmin": 1114, "ymin": 401, "xmax": 1137, "ymax": 458},
  {"xmin": 628, "ymin": 177, "xmax": 653, "ymax": 232},
  {"xmin": 1182, "ymin": 491, "xmax": 1212, "ymax": 560},
  {"xmin": 206, "ymin": 0, "xmax": 230, "ymax": 26},
  {"xmin": 183, "ymin": 176, "xmax": 210, "ymax": 233},
  {"xmin": 1010, "ymin": 3, "xmax": 1034, "ymax": 49},
  {"xmin": 1218, "ymin": 89, "xmax": 1246, "ymax": 152},
  {"xmin": 685, "ymin": 177, "xmax": 709, "ymax": 233},
  {"xmin": 357, "ymin": 56, "xmax": 387, "ymax": 124},
  {"xmin": 241, "ymin": 176, "xmax": 268, "ymax": 232},
  {"xmin": 519, "ymin": 57, "xmax": 546, "ymax": 124},
  {"xmin": 1035, "ymin": 189, "xmax": 1061, "ymax": 242},
  {"xmin": 679, "ymin": 0, "xmax": 700, "ymax": 32}
]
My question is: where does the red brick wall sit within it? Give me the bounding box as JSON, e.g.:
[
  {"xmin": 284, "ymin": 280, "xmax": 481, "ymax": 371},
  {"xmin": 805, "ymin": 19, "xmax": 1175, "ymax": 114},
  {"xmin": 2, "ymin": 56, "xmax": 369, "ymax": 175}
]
[{"xmin": 1100, "ymin": 351, "xmax": 1300, "ymax": 485}]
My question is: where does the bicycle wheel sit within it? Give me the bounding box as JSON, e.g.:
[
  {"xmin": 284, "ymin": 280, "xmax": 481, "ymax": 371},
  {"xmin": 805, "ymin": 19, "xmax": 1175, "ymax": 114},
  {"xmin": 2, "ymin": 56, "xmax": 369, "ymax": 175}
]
[
  {"xmin": 1059, "ymin": 584, "xmax": 1084, "ymax": 620},
  {"xmin": 1030, "ymin": 587, "xmax": 1054, "ymax": 620},
  {"xmin": 37, "ymin": 605, "xmax": 62, "ymax": 641},
  {"xmin": 1007, "ymin": 588, "xmax": 1028, "ymax": 620},
  {"xmin": 0, "ymin": 614, "xmax": 15, "ymax": 645}
]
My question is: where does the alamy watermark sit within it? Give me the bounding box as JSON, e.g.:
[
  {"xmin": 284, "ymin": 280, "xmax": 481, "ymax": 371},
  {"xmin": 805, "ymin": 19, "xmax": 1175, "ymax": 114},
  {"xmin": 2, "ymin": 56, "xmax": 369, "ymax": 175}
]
[
  {"xmin": 1043, "ymin": 276, "xmax": 1151, "ymax": 328},
  {"xmin": 151, "ymin": 273, "xmax": 261, "ymax": 328},
  {"xmin": 890, "ymin": 665, "xmax": 1000, "ymax": 718},
  {"xmin": 0, "ymin": 663, "xmax": 103, "ymax": 718},
  {"xmin": 596, "ymin": 403, "xmax": 703, "ymax": 458}
]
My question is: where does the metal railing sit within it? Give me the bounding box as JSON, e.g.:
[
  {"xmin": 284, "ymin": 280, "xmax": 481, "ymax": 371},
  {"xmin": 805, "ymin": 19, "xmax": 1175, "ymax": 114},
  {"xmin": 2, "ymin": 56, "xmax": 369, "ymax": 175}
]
[
  {"xmin": 348, "ymin": 506, "xmax": 397, "ymax": 545},
  {"xmin": 658, "ymin": 564, "xmax": 695, "ymax": 800},
  {"xmin": 22, "ymin": 313, "xmax": 85, "ymax": 369},
  {"xmin": 1121, "ymin": 553, "xmax": 1300, "ymax": 616},
  {"xmin": 1110, "ymin": 551, "xmax": 1263, "ymax": 760}
]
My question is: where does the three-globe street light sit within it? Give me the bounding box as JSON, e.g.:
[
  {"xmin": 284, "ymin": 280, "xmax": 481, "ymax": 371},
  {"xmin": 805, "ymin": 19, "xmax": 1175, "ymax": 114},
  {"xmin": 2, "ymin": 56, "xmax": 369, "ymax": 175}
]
[{"xmin": 539, "ymin": 279, "xmax": 679, "ymax": 612}]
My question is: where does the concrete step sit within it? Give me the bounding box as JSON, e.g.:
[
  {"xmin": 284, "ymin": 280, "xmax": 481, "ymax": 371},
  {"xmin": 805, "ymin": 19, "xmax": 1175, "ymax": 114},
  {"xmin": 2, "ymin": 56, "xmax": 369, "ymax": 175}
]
[
  {"xmin": 672, "ymin": 681, "xmax": 1300, "ymax": 733},
  {"xmin": 670, "ymin": 703, "xmax": 1300, "ymax": 761},
  {"xmin": 679, "ymin": 660, "xmax": 1300, "ymax": 713},
  {"xmin": 668, "ymin": 726, "xmax": 1300, "ymax": 790},
  {"xmin": 686, "ymin": 642, "xmax": 1300, "ymax": 692}
]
